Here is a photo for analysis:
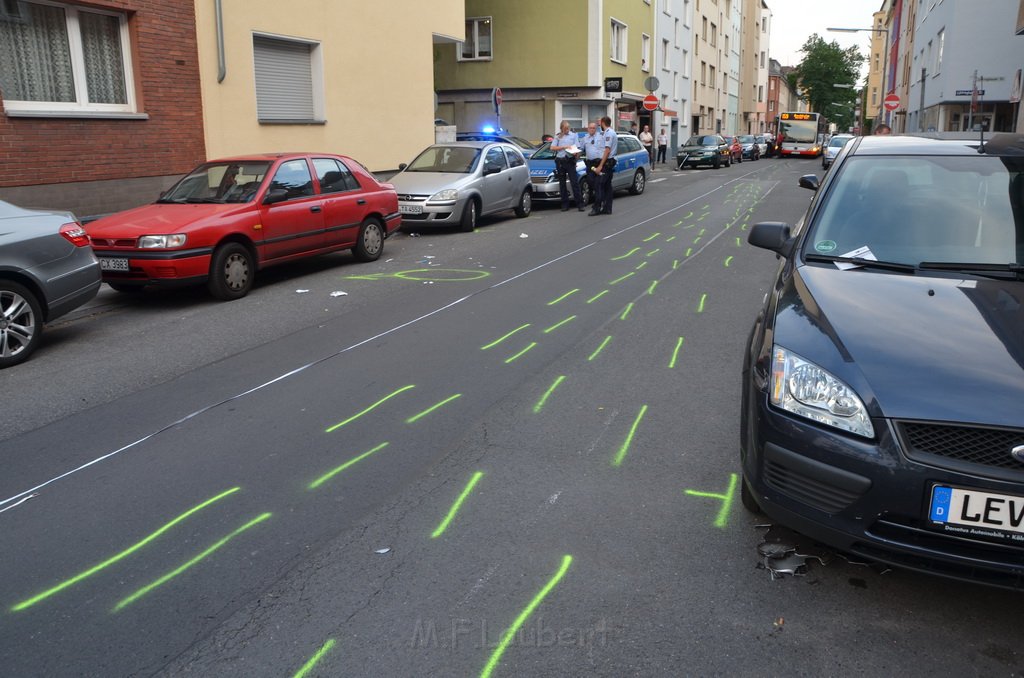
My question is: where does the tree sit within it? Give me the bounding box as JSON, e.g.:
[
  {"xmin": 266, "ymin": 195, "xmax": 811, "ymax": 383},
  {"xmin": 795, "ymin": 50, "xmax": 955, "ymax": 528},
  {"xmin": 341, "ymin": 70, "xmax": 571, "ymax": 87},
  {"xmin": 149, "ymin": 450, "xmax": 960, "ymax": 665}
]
[{"xmin": 792, "ymin": 34, "xmax": 864, "ymax": 132}]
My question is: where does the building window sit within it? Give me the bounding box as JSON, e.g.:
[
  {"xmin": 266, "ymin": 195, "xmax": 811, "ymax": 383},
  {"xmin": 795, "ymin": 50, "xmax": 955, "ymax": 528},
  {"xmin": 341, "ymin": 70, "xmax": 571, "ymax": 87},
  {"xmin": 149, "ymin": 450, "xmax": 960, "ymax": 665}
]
[
  {"xmin": 459, "ymin": 17, "xmax": 492, "ymax": 61},
  {"xmin": 254, "ymin": 35, "xmax": 324, "ymax": 123},
  {"xmin": 768, "ymin": 100, "xmax": 774, "ymax": 111},
  {"xmin": 0, "ymin": 0, "xmax": 136, "ymax": 114},
  {"xmin": 757, "ymin": 84, "xmax": 763, "ymax": 102},
  {"xmin": 701, "ymin": 60, "xmax": 706, "ymax": 85},
  {"xmin": 871, "ymin": 87, "xmax": 878, "ymax": 105},
  {"xmin": 724, "ymin": 34, "xmax": 729, "ymax": 55},
  {"xmin": 874, "ymin": 53, "xmax": 880, "ymax": 73},
  {"xmin": 710, "ymin": 22, "xmax": 716, "ymax": 47},
  {"xmin": 683, "ymin": 0, "xmax": 691, "ymax": 27},
  {"xmin": 682, "ymin": 48, "xmax": 690, "ymax": 77},
  {"xmin": 662, "ymin": 39, "xmax": 670, "ymax": 70},
  {"xmin": 673, "ymin": 70, "xmax": 678, "ymax": 99},
  {"xmin": 702, "ymin": 16, "xmax": 707, "ymax": 42},
  {"xmin": 760, "ymin": 51, "xmax": 765, "ymax": 68},
  {"xmin": 674, "ymin": 18, "xmax": 680, "ymax": 47},
  {"xmin": 660, "ymin": 0, "xmax": 669, "ymax": 12},
  {"xmin": 934, "ymin": 29, "xmax": 943, "ymax": 74},
  {"xmin": 762, "ymin": 17, "xmax": 767, "ymax": 32},
  {"xmin": 642, "ymin": 33, "xmax": 651, "ymax": 71},
  {"xmin": 610, "ymin": 19, "xmax": 627, "ymax": 64},
  {"xmin": 709, "ymin": 65, "xmax": 715, "ymax": 88}
]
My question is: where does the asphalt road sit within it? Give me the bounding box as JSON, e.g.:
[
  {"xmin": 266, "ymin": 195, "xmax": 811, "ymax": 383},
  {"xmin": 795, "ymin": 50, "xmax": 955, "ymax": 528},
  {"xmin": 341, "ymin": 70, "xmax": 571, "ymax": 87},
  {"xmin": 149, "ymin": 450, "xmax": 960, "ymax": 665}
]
[{"xmin": 2, "ymin": 158, "xmax": 1022, "ymax": 677}]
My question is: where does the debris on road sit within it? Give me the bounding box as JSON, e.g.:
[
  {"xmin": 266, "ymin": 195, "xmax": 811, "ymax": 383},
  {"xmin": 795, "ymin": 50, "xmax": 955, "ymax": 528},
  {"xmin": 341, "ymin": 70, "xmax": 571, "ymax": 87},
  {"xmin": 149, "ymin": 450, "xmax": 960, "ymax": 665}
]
[
  {"xmin": 295, "ymin": 289, "xmax": 310, "ymax": 294},
  {"xmin": 519, "ymin": 233, "xmax": 529, "ymax": 238},
  {"xmin": 756, "ymin": 525, "xmax": 888, "ymax": 580},
  {"xmin": 375, "ymin": 547, "xmax": 391, "ymax": 554},
  {"xmin": 329, "ymin": 291, "xmax": 348, "ymax": 297}
]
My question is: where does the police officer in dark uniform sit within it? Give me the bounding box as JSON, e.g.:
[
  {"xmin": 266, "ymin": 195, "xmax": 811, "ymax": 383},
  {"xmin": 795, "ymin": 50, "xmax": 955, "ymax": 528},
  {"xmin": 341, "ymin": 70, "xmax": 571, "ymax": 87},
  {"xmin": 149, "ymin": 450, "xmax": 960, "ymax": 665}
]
[{"xmin": 551, "ymin": 120, "xmax": 584, "ymax": 211}]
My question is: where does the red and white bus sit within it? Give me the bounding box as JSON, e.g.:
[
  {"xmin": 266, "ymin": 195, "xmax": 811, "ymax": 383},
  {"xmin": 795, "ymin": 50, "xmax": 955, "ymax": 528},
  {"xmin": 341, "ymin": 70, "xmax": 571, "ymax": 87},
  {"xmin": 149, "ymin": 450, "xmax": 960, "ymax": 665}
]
[{"xmin": 777, "ymin": 112, "xmax": 826, "ymax": 157}]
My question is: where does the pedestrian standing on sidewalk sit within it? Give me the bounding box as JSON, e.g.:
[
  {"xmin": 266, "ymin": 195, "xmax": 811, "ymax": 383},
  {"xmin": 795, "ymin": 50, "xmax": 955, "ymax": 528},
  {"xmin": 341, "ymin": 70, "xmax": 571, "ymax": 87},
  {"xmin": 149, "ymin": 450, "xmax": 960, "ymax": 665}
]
[
  {"xmin": 656, "ymin": 129, "xmax": 668, "ymax": 164},
  {"xmin": 590, "ymin": 116, "xmax": 618, "ymax": 216},
  {"xmin": 551, "ymin": 120, "xmax": 584, "ymax": 212},
  {"xmin": 639, "ymin": 125, "xmax": 654, "ymax": 164}
]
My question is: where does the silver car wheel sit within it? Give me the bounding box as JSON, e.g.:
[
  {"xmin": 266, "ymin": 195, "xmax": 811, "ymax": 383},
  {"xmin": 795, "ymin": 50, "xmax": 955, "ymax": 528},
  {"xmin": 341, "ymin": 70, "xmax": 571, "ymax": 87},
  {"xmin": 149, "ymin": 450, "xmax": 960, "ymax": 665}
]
[
  {"xmin": 224, "ymin": 252, "xmax": 250, "ymax": 291},
  {"xmin": 0, "ymin": 288, "xmax": 36, "ymax": 359}
]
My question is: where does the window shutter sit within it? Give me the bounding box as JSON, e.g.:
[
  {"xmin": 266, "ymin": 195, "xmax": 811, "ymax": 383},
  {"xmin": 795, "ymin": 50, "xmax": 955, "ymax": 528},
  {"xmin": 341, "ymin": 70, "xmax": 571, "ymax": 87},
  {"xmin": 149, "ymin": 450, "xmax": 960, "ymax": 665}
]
[{"xmin": 253, "ymin": 36, "xmax": 314, "ymax": 121}]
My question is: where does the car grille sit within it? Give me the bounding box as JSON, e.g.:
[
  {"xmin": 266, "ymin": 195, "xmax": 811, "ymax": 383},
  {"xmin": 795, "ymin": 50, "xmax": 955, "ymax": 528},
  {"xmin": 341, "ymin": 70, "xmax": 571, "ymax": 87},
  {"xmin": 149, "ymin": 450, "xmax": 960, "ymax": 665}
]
[
  {"xmin": 91, "ymin": 238, "xmax": 137, "ymax": 247},
  {"xmin": 397, "ymin": 194, "xmax": 430, "ymax": 202},
  {"xmin": 763, "ymin": 457, "xmax": 863, "ymax": 514},
  {"xmin": 898, "ymin": 421, "xmax": 1024, "ymax": 480}
]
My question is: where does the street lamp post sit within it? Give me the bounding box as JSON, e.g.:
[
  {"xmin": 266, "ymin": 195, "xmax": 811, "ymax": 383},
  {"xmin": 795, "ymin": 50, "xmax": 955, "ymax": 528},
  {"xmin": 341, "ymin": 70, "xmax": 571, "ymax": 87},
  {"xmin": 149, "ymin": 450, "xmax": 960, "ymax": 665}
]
[{"xmin": 827, "ymin": 26, "xmax": 890, "ymax": 128}]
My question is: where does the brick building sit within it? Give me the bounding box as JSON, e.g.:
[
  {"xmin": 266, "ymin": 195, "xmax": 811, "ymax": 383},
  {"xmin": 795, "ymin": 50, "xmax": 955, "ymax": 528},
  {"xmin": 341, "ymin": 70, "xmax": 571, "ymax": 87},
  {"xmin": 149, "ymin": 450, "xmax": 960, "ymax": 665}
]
[{"xmin": 0, "ymin": 0, "xmax": 205, "ymax": 219}]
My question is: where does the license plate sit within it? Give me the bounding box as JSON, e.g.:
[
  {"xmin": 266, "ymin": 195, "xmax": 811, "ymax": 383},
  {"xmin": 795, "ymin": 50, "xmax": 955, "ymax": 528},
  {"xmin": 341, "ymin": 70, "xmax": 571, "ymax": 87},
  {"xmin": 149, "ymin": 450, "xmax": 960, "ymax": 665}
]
[
  {"xmin": 98, "ymin": 257, "xmax": 129, "ymax": 272},
  {"xmin": 399, "ymin": 204, "xmax": 422, "ymax": 215},
  {"xmin": 929, "ymin": 485, "xmax": 1024, "ymax": 540}
]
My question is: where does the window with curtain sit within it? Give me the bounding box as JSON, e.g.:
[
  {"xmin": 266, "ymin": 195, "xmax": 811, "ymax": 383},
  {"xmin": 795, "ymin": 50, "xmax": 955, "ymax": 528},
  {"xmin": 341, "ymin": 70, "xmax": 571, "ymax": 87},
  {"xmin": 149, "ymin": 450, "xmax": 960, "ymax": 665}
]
[
  {"xmin": 459, "ymin": 17, "xmax": 492, "ymax": 61},
  {"xmin": 0, "ymin": 0, "xmax": 133, "ymax": 112}
]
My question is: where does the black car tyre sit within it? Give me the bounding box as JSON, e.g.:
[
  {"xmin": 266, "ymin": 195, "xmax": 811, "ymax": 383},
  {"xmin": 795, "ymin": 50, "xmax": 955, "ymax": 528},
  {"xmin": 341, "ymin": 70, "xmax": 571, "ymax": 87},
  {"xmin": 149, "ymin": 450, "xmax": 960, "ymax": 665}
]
[
  {"xmin": 207, "ymin": 242, "xmax": 254, "ymax": 301},
  {"xmin": 713, "ymin": 156, "xmax": 721, "ymax": 169},
  {"xmin": 514, "ymin": 188, "xmax": 532, "ymax": 218},
  {"xmin": 0, "ymin": 281, "xmax": 43, "ymax": 369},
  {"xmin": 352, "ymin": 218, "xmax": 385, "ymax": 262},
  {"xmin": 459, "ymin": 199, "xmax": 478, "ymax": 232},
  {"xmin": 628, "ymin": 169, "xmax": 646, "ymax": 195},
  {"xmin": 740, "ymin": 475, "xmax": 762, "ymax": 513},
  {"xmin": 579, "ymin": 180, "xmax": 592, "ymax": 205}
]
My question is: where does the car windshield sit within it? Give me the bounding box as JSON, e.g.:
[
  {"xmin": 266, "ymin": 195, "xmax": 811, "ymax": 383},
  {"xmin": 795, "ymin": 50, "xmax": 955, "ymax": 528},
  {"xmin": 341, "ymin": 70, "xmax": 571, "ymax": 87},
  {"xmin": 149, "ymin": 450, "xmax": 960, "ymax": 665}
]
[
  {"xmin": 686, "ymin": 136, "xmax": 720, "ymax": 146},
  {"xmin": 738, "ymin": 135, "xmax": 756, "ymax": 143},
  {"xmin": 531, "ymin": 141, "xmax": 558, "ymax": 160},
  {"xmin": 457, "ymin": 135, "xmax": 536, "ymax": 151},
  {"xmin": 807, "ymin": 155, "xmax": 1024, "ymax": 267},
  {"xmin": 160, "ymin": 162, "xmax": 271, "ymax": 204},
  {"xmin": 829, "ymin": 136, "xmax": 853, "ymax": 148},
  {"xmin": 406, "ymin": 146, "xmax": 481, "ymax": 173}
]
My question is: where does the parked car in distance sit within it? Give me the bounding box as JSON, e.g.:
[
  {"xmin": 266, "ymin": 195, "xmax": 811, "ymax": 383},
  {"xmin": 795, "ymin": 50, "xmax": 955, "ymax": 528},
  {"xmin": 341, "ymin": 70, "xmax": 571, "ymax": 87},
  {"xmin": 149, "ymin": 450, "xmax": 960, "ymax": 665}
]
[
  {"xmin": 754, "ymin": 135, "xmax": 769, "ymax": 158},
  {"xmin": 455, "ymin": 132, "xmax": 538, "ymax": 155},
  {"xmin": 0, "ymin": 200, "xmax": 101, "ymax": 368},
  {"xmin": 86, "ymin": 153, "xmax": 400, "ymax": 301},
  {"xmin": 528, "ymin": 133, "xmax": 650, "ymax": 206},
  {"xmin": 676, "ymin": 134, "xmax": 732, "ymax": 169},
  {"xmin": 391, "ymin": 141, "xmax": 533, "ymax": 232},
  {"xmin": 822, "ymin": 134, "xmax": 855, "ymax": 169},
  {"xmin": 741, "ymin": 133, "xmax": 1024, "ymax": 588},
  {"xmin": 738, "ymin": 135, "xmax": 761, "ymax": 160}
]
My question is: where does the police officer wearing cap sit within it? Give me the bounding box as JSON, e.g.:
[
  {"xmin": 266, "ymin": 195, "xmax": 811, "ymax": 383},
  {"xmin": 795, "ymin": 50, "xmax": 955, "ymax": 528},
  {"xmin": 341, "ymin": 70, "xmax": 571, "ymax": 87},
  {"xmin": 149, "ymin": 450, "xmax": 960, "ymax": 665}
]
[
  {"xmin": 590, "ymin": 115, "xmax": 618, "ymax": 216},
  {"xmin": 551, "ymin": 120, "xmax": 584, "ymax": 212}
]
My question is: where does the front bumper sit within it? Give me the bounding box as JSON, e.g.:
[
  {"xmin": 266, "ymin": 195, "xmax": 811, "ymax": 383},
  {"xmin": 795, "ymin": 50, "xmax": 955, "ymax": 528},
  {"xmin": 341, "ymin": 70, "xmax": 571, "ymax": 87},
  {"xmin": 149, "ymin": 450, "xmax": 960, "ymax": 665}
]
[
  {"xmin": 397, "ymin": 199, "xmax": 466, "ymax": 225},
  {"xmin": 743, "ymin": 389, "xmax": 1024, "ymax": 588},
  {"xmin": 92, "ymin": 247, "xmax": 213, "ymax": 286},
  {"xmin": 677, "ymin": 154, "xmax": 718, "ymax": 167}
]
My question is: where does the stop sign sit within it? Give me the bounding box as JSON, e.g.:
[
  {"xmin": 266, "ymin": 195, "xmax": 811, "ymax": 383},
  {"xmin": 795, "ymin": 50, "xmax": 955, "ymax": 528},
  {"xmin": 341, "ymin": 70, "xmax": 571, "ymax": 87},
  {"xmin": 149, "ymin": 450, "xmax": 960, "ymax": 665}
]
[
  {"xmin": 883, "ymin": 93, "xmax": 900, "ymax": 111},
  {"xmin": 642, "ymin": 94, "xmax": 659, "ymax": 111}
]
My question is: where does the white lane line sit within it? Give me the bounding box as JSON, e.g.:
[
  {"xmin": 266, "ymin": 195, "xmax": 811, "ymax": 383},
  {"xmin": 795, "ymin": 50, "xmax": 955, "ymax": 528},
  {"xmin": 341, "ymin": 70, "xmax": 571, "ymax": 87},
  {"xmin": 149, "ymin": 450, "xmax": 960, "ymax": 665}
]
[
  {"xmin": 649, "ymin": 178, "xmax": 667, "ymax": 184},
  {"xmin": 1, "ymin": 179, "xmax": 744, "ymax": 513}
]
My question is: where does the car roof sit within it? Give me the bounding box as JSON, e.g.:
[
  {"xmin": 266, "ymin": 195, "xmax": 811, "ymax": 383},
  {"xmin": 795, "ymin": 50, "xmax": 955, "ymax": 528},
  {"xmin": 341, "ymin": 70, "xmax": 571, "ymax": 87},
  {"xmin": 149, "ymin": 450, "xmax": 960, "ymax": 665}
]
[
  {"xmin": 849, "ymin": 135, "xmax": 992, "ymax": 156},
  {"xmin": 428, "ymin": 141, "xmax": 507, "ymax": 149},
  {"xmin": 204, "ymin": 152, "xmax": 345, "ymax": 163}
]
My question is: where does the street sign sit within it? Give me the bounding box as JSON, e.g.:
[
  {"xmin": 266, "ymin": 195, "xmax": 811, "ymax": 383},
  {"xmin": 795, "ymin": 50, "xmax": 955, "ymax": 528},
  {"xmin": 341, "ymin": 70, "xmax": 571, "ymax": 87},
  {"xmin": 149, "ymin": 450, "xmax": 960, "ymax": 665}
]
[
  {"xmin": 883, "ymin": 93, "xmax": 900, "ymax": 111},
  {"xmin": 643, "ymin": 76, "xmax": 660, "ymax": 92},
  {"xmin": 955, "ymin": 89, "xmax": 985, "ymax": 96},
  {"xmin": 604, "ymin": 77, "xmax": 622, "ymax": 93},
  {"xmin": 642, "ymin": 94, "xmax": 659, "ymax": 111},
  {"xmin": 491, "ymin": 87, "xmax": 502, "ymax": 114}
]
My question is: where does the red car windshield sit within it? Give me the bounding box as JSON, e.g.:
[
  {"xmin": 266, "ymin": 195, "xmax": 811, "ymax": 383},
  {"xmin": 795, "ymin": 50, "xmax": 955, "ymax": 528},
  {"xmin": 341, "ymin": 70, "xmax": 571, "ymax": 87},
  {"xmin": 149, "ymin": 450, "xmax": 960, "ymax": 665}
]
[{"xmin": 160, "ymin": 162, "xmax": 272, "ymax": 204}]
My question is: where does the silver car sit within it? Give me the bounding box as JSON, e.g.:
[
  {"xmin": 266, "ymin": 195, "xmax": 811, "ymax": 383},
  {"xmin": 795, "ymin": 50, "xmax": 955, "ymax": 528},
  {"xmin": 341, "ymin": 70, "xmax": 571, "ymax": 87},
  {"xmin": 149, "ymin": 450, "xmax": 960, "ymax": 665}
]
[
  {"xmin": 822, "ymin": 134, "xmax": 854, "ymax": 169},
  {"xmin": 391, "ymin": 141, "xmax": 533, "ymax": 232},
  {"xmin": 0, "ymin": 200, "xmax": 101, "ymax": 368}
]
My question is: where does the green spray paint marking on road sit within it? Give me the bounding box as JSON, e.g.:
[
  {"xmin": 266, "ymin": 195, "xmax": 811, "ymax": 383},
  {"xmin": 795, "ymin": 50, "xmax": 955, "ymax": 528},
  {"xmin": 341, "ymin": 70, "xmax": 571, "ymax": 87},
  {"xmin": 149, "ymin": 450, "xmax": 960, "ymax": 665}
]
[
  {"xmin": 666, "ymin": 235, "xmax": 677, "ymax": 242},
  {"xmin": 479, "ymin": 555, "xmax": 573, "ymax": 678},
  {"xmin": 588, "ymin": 336, "xmax": 612, "ymax": 361},
  {"xmin": 635, "ymin": 261, "xmax": 648, "ymax": 271},
  {"xmin": 723, "ymin": 256, "xmax": 734, "ymax": 267},
  {"xmin": 293, "ymin": 639, "xmax": 337, "ymax": 678},
  {"xmin": 546, "ymin": 289, "xmax": 579, "ymax": 306},
  {"xmin": 533, "ymin": 376, "xmax": 567, "ymax": 414},
  {"xmin": 646, "ymin": 248, "xmax": 661, "ymax": 256},
  {"xmin": 673, "ymin": 259, "xmax": 680, "ymax": 270},
  {"xmin": 674, "ymin": 220, "xmax": 684, "ymax": 227},
  {"xmin": 587, "ymin": 290, "xmax": 609, "ymax": 304},
  {"xmin": 669, "ymin": 337, "xmax": 684, "ymax": 369},
  {"xmin": 647, "ymin": 280, "xmax": 659, "ymax": 296},
  {"xmin": 736, "ymin": 237, "xmax": 742, "ymax": 247},
  {"xmin": 697, "ymin": 214, "xmax": 707, "ymax": 222},
  {"xmin": 685, "ymin": 247, "xmax": 692, "ymax": 257},
  {"xmin": 613, "ymin": 405, "xmax": 648, "ymax": 466},
  {"xmin": 310, "ymin": 442, "xmax": 390, "ymax": 489},
  {"xmin": 326, "ymin": 385, "xmax": 415, "ymax": 432},
  {"xmin": 643, "ymin": 232, "xmax": 660, "ymax": 242},
  {"xmin": 406, "ymin": 393, "xmax": 463, "ymax": 424},
  {"xmin": 10, "ymin": 487, "xmax": 240, "ymax": 612},
  {"xmin": 698, "ymin": 228, "xmax": 706, "ymax": 236},
  {"xmin": 609, "ymin": 271, "xmax": 635, "ymax": 285},
  {"xmin": 692, "ymin": 236, "xmax": 702, "ymax": 244},
  {"xmin": 701, "ymin": 204, "xmax": 710, "ymax": 210},
  {"xmin": 431, "ymin": 471, "xmax": 485, "ymax": 538},
  {"xmin": 543, "ymin": 315, "xmax": 576, "ymax": 334},
  {"xmin": 697, "ymin": 293, "xmax": 708, "ymax": 313},
  {"xmin": 619, "ymin": 303, "xmax": 634, "ymax": 321},
  {"xmin": 611, "ymin": 247, "xmax": 641, "ymax": 261},
  {"xmin": 504, "ymin": 342, "xmax": 538, "ymax": 364},
  {"xmin": 112, "ymin": 512, "xmax": 272, "ymax": 612},
  {"xmin": 684, "ymin": 473, "xmax": 738, "ymax": 528},
  {"xmin": 481, "ymin": 324, "xmax": 531, "ymax": 350}
]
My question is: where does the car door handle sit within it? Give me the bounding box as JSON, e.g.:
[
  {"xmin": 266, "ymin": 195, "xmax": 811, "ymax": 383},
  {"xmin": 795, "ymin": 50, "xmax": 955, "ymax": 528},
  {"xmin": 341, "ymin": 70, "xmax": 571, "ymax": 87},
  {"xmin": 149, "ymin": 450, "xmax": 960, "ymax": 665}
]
[
  {"xmin": 357, "ymin": 199, "xmax": 366, "ymax": 205},
  {"xmin": 310, "ymin": 205, "xmax": 322, "ymax": 213}
]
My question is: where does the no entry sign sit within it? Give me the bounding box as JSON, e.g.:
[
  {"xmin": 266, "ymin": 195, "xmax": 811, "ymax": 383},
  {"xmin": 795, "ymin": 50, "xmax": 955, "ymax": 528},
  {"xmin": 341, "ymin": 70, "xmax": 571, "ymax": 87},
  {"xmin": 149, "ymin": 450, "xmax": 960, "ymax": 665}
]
[
  {"xmin": 642, "ymin": 94, "xmax": 659, "ymax": 111},
  {"xmin": 883, "ymin": 93, "xmax": 900, "ymax": 111}
]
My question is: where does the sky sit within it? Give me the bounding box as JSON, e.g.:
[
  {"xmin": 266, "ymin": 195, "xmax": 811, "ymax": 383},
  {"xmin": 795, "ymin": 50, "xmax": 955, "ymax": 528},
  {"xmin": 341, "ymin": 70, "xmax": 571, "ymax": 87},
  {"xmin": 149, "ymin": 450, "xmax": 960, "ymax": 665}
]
[{"xmin": 766, "ymin": 0, "xmax": 883, "ymax": 79}]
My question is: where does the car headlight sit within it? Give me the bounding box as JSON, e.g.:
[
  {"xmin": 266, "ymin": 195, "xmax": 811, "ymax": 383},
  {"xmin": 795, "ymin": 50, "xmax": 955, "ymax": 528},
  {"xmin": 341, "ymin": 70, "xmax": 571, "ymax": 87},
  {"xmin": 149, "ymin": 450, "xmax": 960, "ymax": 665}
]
[
  {"xmin": 138, "ymin": 234, "xmax": 187, "ymax": 248},
  {"xmin": 429, "ymin": 189, "xmax": 459, "ymax": 202},
  {"xmin": 770, "ymin": 346, "xmax": 874, "ymax": 438}
]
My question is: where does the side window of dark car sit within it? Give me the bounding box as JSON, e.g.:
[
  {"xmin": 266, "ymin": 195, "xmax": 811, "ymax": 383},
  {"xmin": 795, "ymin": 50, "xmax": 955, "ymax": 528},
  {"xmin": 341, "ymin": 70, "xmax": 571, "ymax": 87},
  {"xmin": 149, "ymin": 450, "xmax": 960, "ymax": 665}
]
[
  {"xmin": 269, "ymin": 159, "xmax": 314, "ymax": 199},
  {"xmin": 313, "ymin": 158, "xmax": 360, "ymax": 194},
  {"xmin": 504, "ymin": 147, "xmax": 525, "ymax": 168},
  {"xmin": 484, "ymin": 147, "xmax": 508, "ymax": 172}
]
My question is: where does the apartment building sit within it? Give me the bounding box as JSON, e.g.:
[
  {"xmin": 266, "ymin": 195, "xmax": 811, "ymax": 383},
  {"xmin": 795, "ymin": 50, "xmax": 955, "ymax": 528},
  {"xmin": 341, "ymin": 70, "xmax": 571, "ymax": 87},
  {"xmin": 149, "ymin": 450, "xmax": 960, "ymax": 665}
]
[
  {"xmin": 864, "ymin": 4, "xmax": 888, "ymax": 128},
  {"xmin": 692, "ymin": 0, "xmax": 727, "ymax": 133},
  {"xmin": 739, "ymin": 0, "xmax": 767, "ymax": 133},
  {"xmin": 653, "ymin": 0, "xmax": 695, "ymax": 154},
  {"xmin": 725, "ymin": 0, "xmax": 742, "ymax": 133}
]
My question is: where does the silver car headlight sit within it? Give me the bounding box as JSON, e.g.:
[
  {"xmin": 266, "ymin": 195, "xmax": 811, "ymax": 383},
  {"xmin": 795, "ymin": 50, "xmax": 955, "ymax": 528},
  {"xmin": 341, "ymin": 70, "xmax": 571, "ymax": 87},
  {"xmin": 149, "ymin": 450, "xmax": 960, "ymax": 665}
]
[
  {"xmin": 429, "ymin": 189, "xmax": 459, "ymax": 202},
  {"xmin": 138, "ymin": 234, "xmax": 187, "ymax": 248},
  {"xmin": 770, "ymin": 345, "xmax": 874, "ymax": 438}
]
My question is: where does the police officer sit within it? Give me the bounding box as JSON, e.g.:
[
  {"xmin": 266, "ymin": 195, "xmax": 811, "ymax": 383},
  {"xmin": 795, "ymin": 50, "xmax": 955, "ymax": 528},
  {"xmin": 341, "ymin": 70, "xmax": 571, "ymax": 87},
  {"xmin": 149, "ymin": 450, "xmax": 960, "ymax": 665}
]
[
  {"xmin": 590, "ymin": 115, "xmax": 618, "ymax": 216},
  {"xmin": 581, "ymin": 121, "xmax": 602, "ymax": 211},
  {"xmin": 551, "ymin": 120, "xmax": 584, "ymax": 212}
]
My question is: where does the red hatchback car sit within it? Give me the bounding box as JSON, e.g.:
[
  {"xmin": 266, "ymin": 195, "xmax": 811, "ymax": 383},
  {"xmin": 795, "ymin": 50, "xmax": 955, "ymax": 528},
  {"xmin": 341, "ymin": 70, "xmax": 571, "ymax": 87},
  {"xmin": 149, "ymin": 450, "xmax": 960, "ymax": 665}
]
[{"xmin": 86, "ymin": 153, "xmax": 400, "ymax": 300}]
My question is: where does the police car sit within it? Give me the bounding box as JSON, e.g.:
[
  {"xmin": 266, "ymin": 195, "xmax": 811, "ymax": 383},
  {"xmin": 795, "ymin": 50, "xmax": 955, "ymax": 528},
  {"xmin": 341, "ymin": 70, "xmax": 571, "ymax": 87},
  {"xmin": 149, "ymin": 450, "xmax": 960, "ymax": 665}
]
[{"xmin": 527, "ymin": 133, "xmax": 650, "ymax": 205}]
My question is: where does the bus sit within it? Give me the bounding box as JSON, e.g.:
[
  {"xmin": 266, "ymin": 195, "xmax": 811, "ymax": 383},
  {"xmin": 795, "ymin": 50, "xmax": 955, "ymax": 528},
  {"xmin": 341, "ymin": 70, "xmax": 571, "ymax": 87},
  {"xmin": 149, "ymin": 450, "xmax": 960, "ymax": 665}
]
[{"xmin": 777, "ymin": 112, "xmax": 826, "ymax": 157}]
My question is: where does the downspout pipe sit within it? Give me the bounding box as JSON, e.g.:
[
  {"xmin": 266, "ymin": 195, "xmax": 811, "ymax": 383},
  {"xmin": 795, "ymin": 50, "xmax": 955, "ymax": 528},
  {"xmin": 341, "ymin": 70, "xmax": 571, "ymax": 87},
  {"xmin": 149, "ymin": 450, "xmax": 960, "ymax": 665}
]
[{"xmin": 215, "ymin": 0, "xmax": 226, "ymax": 83}]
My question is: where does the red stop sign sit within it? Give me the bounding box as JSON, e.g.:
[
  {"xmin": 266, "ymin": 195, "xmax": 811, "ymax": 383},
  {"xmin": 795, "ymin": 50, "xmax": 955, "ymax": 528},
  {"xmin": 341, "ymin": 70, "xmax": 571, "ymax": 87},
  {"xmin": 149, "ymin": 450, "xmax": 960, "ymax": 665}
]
[
  {"xmin": 643, "ymin": 94, "xmax": 659, "ymax": 111},
  {"xmin": 883, "ymin": 93, "xmax": 900, "ymax": 111}
]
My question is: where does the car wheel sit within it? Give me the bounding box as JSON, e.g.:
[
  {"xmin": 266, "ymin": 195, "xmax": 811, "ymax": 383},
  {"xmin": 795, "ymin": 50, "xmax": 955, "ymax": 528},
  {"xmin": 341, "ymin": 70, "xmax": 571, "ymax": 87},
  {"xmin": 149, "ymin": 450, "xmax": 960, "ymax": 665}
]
[
  {"xmin": 107, "ymin": 283, "xmax": 143, "ymax": 293},
  {"xmin": 352, "ymin": 218, "xmax": 385, "ymax": 262},
  {"xmin": 0, "ymin": 281, "xmax": 43, "ymax": 369},
  {"xmin": 628, "ymin": 169, "xmax": 646, "ymax": 195},
  {"xmin": 579, "ymin": 180, "xmax": 592, "ymax": 205},
  {"xmin": 207, "ymin": 242, "xmax": 254, "ymax": 300},
  {"xmin": 713, "ymin": 157, "xmax": 721, "ymax": 169},
  {"xmin": 514, "ymin": 188, "xmax": 532, "ymax": 218},
  {"xmin": 459, "ymin": 199, "xmax": 478, "ymax": 232},
  {"xmin": 740, "ymin": 475, "xmax": 762, "ymax": 513}
]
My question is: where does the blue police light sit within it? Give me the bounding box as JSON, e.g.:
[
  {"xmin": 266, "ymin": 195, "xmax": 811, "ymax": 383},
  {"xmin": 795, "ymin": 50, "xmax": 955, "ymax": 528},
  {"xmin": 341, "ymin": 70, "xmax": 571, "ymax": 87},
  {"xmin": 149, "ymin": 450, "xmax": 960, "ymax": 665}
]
[{"xmin": 481, "ymin": 125, "xmax": 496, "ymax": 134}]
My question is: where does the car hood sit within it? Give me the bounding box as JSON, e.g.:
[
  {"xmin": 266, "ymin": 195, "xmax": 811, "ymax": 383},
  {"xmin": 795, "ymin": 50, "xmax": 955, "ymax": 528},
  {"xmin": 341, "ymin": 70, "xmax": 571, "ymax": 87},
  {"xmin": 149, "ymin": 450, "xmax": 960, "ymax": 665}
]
[
  {"xmin": 86, "ymin": 203, "xmax": 253, "ymax": 237},
  {"xmin": 777, "ymin": 265, "xmax": 1024, "ymax": 427},
  {"xmin": 679, "ymin": 145, "xmax": 719, "ymax": 153},
  {"xmin": 389, "ymin": 172, "xmax": 475, "ymax": 196}
]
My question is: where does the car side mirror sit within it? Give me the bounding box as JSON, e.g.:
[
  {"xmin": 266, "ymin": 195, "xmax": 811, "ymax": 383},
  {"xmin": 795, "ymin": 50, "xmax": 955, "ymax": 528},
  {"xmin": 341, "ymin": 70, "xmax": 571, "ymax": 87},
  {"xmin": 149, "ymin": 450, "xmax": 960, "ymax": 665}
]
[
  {"xmin": 748, "ymin": 221, "xmax": 795, "ymax": 257},
  {"xmin": 398, "ymin": 163, "xmax": 407, "ymax": 171},
  {"xmin": 798, "ymin": 174, "xmax": 820, "ymax": 191},
  {"xmin": 263, "ymin": 188, "xmax": 288, "ymax": 205}
]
